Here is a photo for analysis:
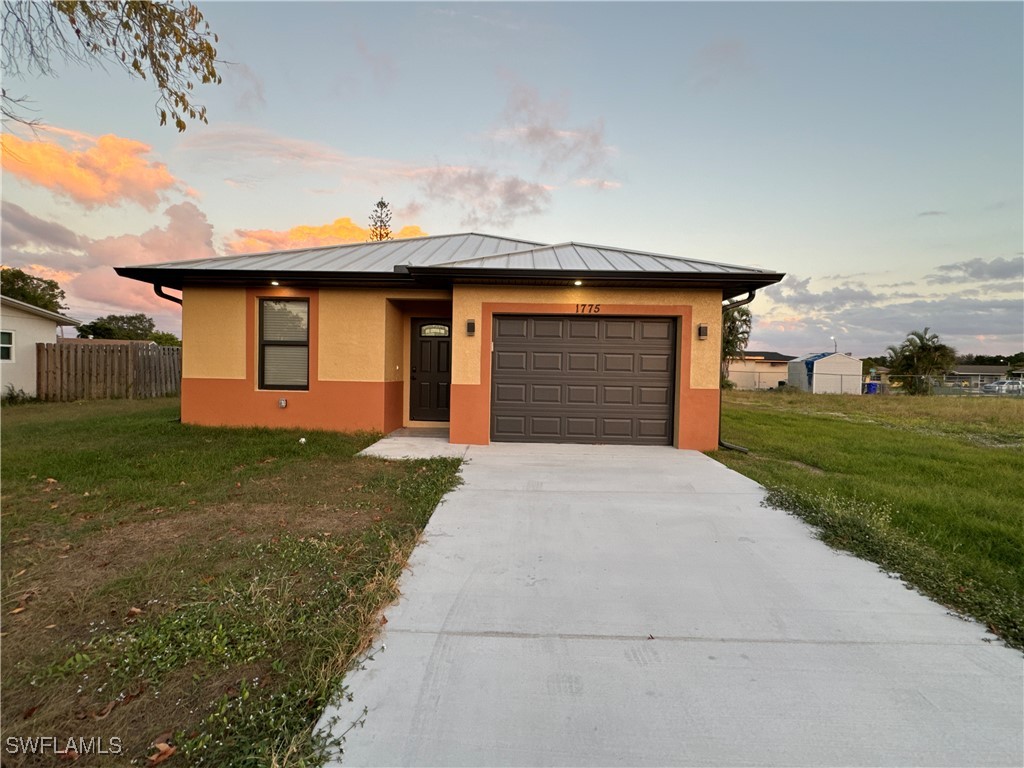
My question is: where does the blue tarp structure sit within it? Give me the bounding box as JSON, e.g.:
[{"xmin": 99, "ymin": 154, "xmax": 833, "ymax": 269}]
[{"xmin": 803, "ymin": 352, "xmax": 830, "ymax": 388}]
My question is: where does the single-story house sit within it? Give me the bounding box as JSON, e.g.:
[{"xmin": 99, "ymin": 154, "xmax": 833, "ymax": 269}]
[
  {"xmin": 727, "ymin": 350, "xmax": 795, "ymax": 390},
  {"xmin": 0, "ymin": 294, "xmax": 81, "ymax": 397},
  {"xmin": 787, "ymin": 351, "xmax": 862, "ymax": 395},
  {"xmin": 944, "ymin": 365, "xmax": 1008, "ymax": 388},
  {"xmin": 116, "ymin": 233, "xmax": 784, "ymax": 450}
]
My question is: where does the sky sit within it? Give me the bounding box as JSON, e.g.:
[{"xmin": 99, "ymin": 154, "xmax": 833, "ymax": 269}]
[{"xmin": 2, "ymin": 1, "xmax": 1022, "ymax": 357}]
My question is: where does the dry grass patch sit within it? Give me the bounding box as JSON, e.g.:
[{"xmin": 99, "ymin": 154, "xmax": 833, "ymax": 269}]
[{"xmin": 1, "ymin": 398, "xmax": 461, "ymax": 766}]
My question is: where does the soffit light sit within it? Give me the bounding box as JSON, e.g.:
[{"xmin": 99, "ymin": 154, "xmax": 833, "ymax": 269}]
[{"xmin": 573, "ymin": 280, "xmax": 583, "ymax": 286}]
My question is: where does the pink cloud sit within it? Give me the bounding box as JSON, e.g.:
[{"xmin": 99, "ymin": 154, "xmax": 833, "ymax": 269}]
[
  {"xmin": 72, "ymin": 203, "xmax": 214, "ymax": 320},
  {"xmin": 2, "ymin": 202, "xmax": 214, "ymax": 334}
]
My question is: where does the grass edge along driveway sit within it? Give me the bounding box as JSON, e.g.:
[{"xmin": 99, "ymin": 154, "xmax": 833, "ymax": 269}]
[
  {"xmin": 1, "ymin": 398, "xmax": 461, "ymax": 767},
  {"xmin": 713, "ymin": 390, "xmax": 1024, "ymax": 651}
]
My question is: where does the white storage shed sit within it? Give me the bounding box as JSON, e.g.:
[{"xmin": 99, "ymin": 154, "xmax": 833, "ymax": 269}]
[{"xmin": 787, "ymin": 352, "xmax": 862, "ymax": 395}]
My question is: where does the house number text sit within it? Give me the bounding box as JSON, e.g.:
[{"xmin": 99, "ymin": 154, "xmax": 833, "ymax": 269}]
[{"xmin": 575, "ymin": 304, "xmax": 601, "ymax": 314}]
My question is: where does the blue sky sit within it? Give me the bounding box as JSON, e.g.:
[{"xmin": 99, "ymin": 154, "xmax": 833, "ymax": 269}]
[{"xmin": 3, "ymin": 1, "xmax": 1022, "ymax": 356}]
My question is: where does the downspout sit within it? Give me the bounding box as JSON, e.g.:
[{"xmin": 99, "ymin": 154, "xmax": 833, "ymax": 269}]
[
  {"xmin": 718, "ymin": 291, "xmax": 757, "ymax": 452},
  {"xmin": 153, "ymin": 285, "xmax": 183, "ymax": 305}
]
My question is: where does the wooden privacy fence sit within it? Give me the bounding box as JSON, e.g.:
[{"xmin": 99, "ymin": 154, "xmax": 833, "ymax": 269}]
[{"xmin": 36, "ymin": 343, "xmax": 182, "ymax": 401}]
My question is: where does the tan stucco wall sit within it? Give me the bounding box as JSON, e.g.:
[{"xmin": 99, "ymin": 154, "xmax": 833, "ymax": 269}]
[
  {"xmin": 319, "ymin": 289, "xmax": 449, "ymax": 382},
  {"xmin": 182, "ymin": 287, "xmax": 247, "ymax": 379},
  {"xmin": 318, "ymin": 290, "xmax": 386, "ymax": 382},
  {"xmin": 451, "ymin": 285, "xmax": 723, "ymax": 389},
  {"xmin": 383, "ymin": 300, "xmax": 403, "ymax": 383},
  {"xmin": 183, "ymin": 287, "xmax": 451, "ymax": 384},
  {"xmin": 727, "ymin": 359, "xmax": 791, "ymax": 390}
]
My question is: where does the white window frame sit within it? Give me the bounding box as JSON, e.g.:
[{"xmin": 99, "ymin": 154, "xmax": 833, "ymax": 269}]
[{"xmin": 0, "ymin": 330, "xmax": 14, "ymax": 363}]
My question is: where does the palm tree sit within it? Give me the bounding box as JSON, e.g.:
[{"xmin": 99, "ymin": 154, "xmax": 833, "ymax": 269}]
[
  {"xmin": 721, "ymin": 307, "xmax": 752, "ymax": 385},
  {"xmin": 886, "ymin": 327, "xmax": 956, "ymax": 395}
]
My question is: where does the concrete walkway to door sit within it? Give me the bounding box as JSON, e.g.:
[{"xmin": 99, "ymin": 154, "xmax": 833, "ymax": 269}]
[{"xmin": 319, "ymin": 441, "xmax": 1023, "ymax": 767}]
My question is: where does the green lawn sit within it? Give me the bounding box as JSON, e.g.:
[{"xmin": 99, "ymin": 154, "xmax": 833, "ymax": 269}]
[
  {"xmin": 0, "ymin": 398, "xmax": 461, "ymax": 766},
  {"xmin": 714, "ymin": 390, "xmax": 1024, "ymax": 649}
]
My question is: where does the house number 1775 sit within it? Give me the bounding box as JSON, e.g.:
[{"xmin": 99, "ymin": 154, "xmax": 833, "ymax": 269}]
[{"xmin": 575, "ymin": 304, "xmax": 601, "ymax": 314}]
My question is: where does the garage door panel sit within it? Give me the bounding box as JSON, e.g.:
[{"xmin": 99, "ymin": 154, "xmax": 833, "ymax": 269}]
[
  {"xmin": 567, "ymin": 319, "xmax": 600, "ymax": 339},
  {"xmin": 529, "ymin": 416, "xmax": 562, "ymax": 437},
  {"xmin": 567, "ymin": 385, "xmax": 598, "ymax": 405},
  {"xmin": 638, "ymin": 386, "xmax": 670, "ymax": 406},
  {"xmin": 639, "ymin": 353, "xmax": 671, "ymax": 372},
  {"xmin": 604, "ymin": 321, "xmax": 637, "ymax": 340},
  {"xmin": 638, "ymin": 419, "xmax": 670, "ymax": 438},
  {"xmin": 493, "ymin": 415, "xmax": 526, "ymax": 438},
  {"xmin": 491, "ymin": 315, "xmax": 675, "ymax": 445},
  {"xmin": 494, "ymin": 317, "xmax": 528, "ymax": 338},
  {"xmin": 531, "ymin": 352, "xmax": 563, "ymax": 371},
  {"xmin": 531, "ymin": 384, "xmax": 562, "ymax": 404},
  {"xmin": 603, "ymin": 386, "xmax": 634, "ymax": 405},
  {"xmin": 566, "ymin": 417, "xmax": 598, "ymax": 437},
  {"xmin": 604, "ymin": 354, "xmax": 635, "ymax": 372},
  {"xmin": 640, "ymin": 321, "xmax": 671, "ymax": 340},
  {"xmin": 494, "ymin": 351, "xmax": 527, "ymax": 371},
  {"xmin": 532, "ymin": 318, "xmax": 565, "ymax": 339},
  {"xmin": 568, "ymin": 353, "xmax": 599, "ymax": 372},
  {"xmin": 601, "ymin": 418, "xmax": 633, "ymax": 437},
  {"xmin": 494, "ymin": 383, "xmax": 526, "ymax": 404}
]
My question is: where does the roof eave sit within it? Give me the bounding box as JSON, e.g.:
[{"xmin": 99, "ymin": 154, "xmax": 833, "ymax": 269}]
[
  {"xmin": 115, "ymin": 265, "xmax": 786, "ymax": 299},
  {"xmin": 405, "ymin": 266, "xmax": 786, "ymax": 296},
  {"xmin": 114, "ymin": 267, "xmax": 423, "ymax": 291}
]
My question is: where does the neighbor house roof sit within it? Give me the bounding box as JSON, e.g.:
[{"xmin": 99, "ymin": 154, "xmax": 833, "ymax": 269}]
[
  {"xmin": 950, "ymin": 365, "xmax": 1008, "ymax": 375},
  {"xmin": 0, "ymin": 294, "xmax": 81, "ymax": 326},
  {"xmin": 116, "ymin": 232, "xmax": 785, "ymax": 299},
  {"xmin": 741, "ymin": 350, "xmax": 796, "ymax": 363}
]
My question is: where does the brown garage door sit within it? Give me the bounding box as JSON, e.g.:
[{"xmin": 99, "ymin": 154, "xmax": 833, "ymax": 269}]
[{"xmin": 491, "ymin": 315, "xmax": 676, "ymax": 444}]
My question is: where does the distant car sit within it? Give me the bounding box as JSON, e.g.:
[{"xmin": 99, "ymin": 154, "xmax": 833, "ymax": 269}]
[{"xmin": 981, "ymin": 379, "xmax": 1023, "ymax": 394}]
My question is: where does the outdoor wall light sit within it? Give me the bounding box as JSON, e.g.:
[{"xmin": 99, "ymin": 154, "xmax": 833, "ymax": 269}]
[
  {"xmin": 573, "ymin": 280, "xmax": 583, "ymax": 286},
  {"xmin": 278, "ymin": 398, "xmax": 288, "ymax": 408},
  {"xmin": 466, "ymin": 319, "xmax": 476, "ymax": 336},
  {"xmin": 697, "ymin": 324, "xmax": 709, "ymax": 340}
]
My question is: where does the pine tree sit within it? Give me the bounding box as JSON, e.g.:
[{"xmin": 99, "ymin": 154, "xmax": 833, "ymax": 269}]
[{"xmin": 368, "ymin": 198, "xmax": 393, "ymax": 242}]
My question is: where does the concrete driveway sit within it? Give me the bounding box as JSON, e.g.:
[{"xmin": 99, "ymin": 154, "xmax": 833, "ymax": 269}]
[{"xmin": 320, "ymin": 441, "xmax": 1023, "ymax": 767}]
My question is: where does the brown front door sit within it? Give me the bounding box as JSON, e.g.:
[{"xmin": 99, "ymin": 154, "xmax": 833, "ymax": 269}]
[{"xmin": 410, "ymin": 318, "xmax": 452, "ymax": 421}]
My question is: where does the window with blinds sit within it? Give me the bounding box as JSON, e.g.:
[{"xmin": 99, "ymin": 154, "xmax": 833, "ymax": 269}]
[{"xmin": 259, "ymin": 299, "xmax": 309, "ymax": 389}]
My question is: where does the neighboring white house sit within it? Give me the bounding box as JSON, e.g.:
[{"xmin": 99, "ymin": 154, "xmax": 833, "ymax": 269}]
[
  {"xmin": 0, "ymin": 294, "xmax": 81, "ymax": 397},
  {"xmin": 727, "ymin": 350, "xmax": 796, "ymax": 390},
  {"xmin": 787, "ymin": 352, "xmax": 863, "ymax": 395}
]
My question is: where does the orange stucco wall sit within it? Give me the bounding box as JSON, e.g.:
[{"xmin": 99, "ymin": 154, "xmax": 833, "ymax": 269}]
[
  {"xmin": 180, "ymin": 285, "xmax": 445, "ymax": 433},
  {"xmin": 179, "ymin": 284, "xmax": 723, "ymax": 448},
  {"xmin": 448, "ymin": 286, "xmax": 723, "ymax": 450}
]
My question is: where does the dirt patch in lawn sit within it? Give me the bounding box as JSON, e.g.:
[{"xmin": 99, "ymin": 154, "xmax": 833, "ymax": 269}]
[{"xmin": 1, "ymin": 451, "xmax": 459, "ymax": 766}]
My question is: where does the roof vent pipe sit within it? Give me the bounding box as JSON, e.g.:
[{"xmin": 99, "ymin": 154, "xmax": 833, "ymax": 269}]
[{"xmin": 718, "ymin": 291, "xmax": 757, "ymax": 453}]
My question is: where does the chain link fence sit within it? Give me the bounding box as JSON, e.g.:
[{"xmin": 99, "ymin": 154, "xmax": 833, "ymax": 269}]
[{"xmin": 729, "ymin": 371, "xmax": 1024, "ymax": 397}]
